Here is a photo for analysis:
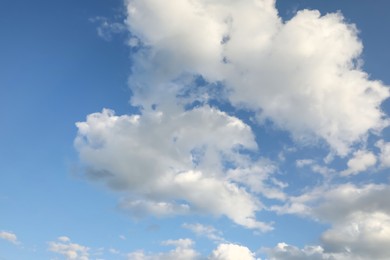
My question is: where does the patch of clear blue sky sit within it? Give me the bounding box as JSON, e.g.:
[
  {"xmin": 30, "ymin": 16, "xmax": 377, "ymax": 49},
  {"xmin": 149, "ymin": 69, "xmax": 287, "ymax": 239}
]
[{"xmin": 0, "ymin": 0, "xmax": 389, "ymax": 259}]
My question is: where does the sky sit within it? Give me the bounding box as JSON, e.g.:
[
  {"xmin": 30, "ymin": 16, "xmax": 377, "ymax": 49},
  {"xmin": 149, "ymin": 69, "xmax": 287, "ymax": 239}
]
[{"xmin": 1, "ymin": 0, "xmax": 390, "ymax": 259}]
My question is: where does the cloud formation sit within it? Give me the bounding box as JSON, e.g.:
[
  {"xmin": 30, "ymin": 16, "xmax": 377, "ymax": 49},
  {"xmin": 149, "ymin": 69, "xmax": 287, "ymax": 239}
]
[
  {"xmin": 127, "ymin": 240, "xmax": 256, "ymax": 260},
  {"xmin": 48, "ymin": 237, "xmax": 89, "ymax": 260},
  {"xmin": 376, "ymin": 140, "xmax": 390, "ymax": 168},
  {"xmin": 75, "ymin": 0, "xmax": 390, "ymax": 256},
  {"xmin": 209, "ymin": 243, "xmax": 255, "ymax": 260},
  {"xmin": 127, "ymin": 238, "xmax": 198, "ymax": 260},
  {"xmin": 341, "ymin": 149, "xmax": 377, "ymax": 176},
  {"xmin": 125, "ymin": 0, "xmax": 389, "ymax": 155},
  {"xmin": 75, "ymin": 107, "xmax": 274, "ymax": 231},
  {"xmin": 271, "ymin": 183, "xmax": 390, "ymax": 259},
  {"xmin": 0, "ymin": 231, "xmax": 19, "ymax": 245},
  {"xmin": 182, "ymin": 223, "xmax": 225, "ymax": 243}
]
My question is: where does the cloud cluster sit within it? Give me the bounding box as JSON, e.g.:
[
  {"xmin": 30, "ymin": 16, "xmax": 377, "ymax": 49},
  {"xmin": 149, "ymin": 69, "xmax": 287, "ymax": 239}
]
[
  {"xmin": 75, "ymin": 0, "xmax": 390, "ymax": 256},
  {"xmin": 48, "ymin": 236, "xmax": 89, "ymax": 260},
  {"xmin": 125, "ymin": 0, "xmax": 389, "ymax": 155},
  {"xmin": 127, "ymin": 239, "xmax": 257, "ymax": 260}
]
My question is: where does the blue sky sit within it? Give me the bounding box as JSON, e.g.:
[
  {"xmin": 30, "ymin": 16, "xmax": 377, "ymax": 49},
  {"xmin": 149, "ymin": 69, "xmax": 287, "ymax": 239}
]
[{"xmin": 1, "ymin": 0, "xmax": 390, "ymax": 259}]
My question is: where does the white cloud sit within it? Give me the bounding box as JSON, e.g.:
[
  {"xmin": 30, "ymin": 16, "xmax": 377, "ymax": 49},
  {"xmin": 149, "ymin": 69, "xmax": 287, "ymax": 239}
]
[
  {"xmin": 58, "ymin": 236, "xmax": 71, "ymax": 243},
  {"xmin": 266, "ymin": 242, "xmax": 331, "ymax": 260},
  {"xmin": 126, "ymin": 240, "xmax": 257, "ymax": 260},
  {"xmin": 341, "ymin": 150, "xmax": 377, "ymax": 176},
  {"xmin": 48, "ymin": 237, "xmax": 89, "ymax": 260},
  {"xmin": 265, "ymin": 242, "xmax": 356, "ymax": 260},
  {"xmin": 89, "ymin": 16, "xmax": 126, "ymax": 41},
  {"xmin": 71, "ymin": 1, "xmax": 390, "ymax": 259},
  {"xmin": 182, "ymin": 223, "xmax": 225, "ymax": 243},
  {"xmin": 296, "ymin": 159, "xmax": 315, "ymax": 168},
  {"xmin": 0, "ymin": 231, "xmax": 19, "ymax": 245},
  {"xmin": 124, "ymin": 0, "xmax": 389, "ymax": 156},
  {"xmin": 209, "ymin": 243, "xmax": 255, "ymax": 260},
  {"xmin": 75, "ymin": 107, "xmax": 275, "ymax": 231},
  {"xmin": 270, "ymin": 183, "xmax": 390, "ymax": 259},
  {"xmin": 295, "ymin": 159, "xmax": 336, "ymax": 176},
  {"xmin": 226, "ymin": 163, "xmax": 286, "ymax": 200},
  {"xmin": 376, "ymin": 140, "xmax": 390, "ymax": 168},
  {"xmin": 127, "ymin": 238, "xmax": 198, "ymax": 260},
  {"xmin": 321, "ymin": 212, "xmax": 390, "ymax": 259}
]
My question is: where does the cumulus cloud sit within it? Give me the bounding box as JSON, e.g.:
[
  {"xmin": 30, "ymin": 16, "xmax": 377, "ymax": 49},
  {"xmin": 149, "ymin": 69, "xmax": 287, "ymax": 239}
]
[
  {"xmin": 209, "ymin": 243, "xmax": 255, "ymax": 260},
  {"xmin": 48, "ymin": 237, "xmax": 89, "ymax": 260},
  {"xmin": 127, "ymin": 240, "xmax": 257, "ymax": 260},
  {"xmin": 0, "ymin": 231, "xmax": 19, "ymax": 245},
  {"xmin": 321, "ymin": 212, "xmax": 390, "ymax": 259},
  {"xmin": 75, "ymin": 107, "xmax": 275, "ymax": 231},
  {"xmin": 270, "ymin": 183, "xmax": 390, "ymax": 259},
  {"xmin": 124, "ymin": 0, "xmax": 389, "ymax": 155},
  {"xmin": 75, "ymin": 0, "xmax": 390, "ymax": 254},
  {"xmin": 341, "ymin": 150, "xmax": 377, "ymax": 176}
]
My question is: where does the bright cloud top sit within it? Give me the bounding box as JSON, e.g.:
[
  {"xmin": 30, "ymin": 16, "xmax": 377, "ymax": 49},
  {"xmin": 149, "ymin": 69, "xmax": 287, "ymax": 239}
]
[{"xmin": 125, "ymin": 0, "xmax": 389, "ymax": 155}]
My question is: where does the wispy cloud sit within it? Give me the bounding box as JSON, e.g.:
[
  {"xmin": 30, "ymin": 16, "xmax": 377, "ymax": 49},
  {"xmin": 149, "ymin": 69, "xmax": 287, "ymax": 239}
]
[
  {"xmin": 0, "ymin": 231, "xmax": 19, "ymax": 245},
  {"xmin": 48, "ymin": 236, "xmax": 89, "ymax": 260},
  {"xmin": 182, "ymin": 223, "xmax": 225, "ymax": 243}
]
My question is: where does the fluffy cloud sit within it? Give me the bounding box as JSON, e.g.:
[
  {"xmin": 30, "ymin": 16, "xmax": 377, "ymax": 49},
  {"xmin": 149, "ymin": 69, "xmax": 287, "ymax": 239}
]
[
  {"xmin": 321, "ymin": 212, "xmax": 390, "ymax": 259},
  {"xmin": 48, "ymin": 237, "xmax": 89, "ymax": 260},
  {"xmin": 270, "ymin": 183, "xmax": 390, "ymax": 259},
  {"xmin": 127, "ymin": 240, "xmax": 257, "ymax": 260},
  {"xmin": 77, "ymin": 0, "xmax": 389, "ymax": 237},
  {"xmin": 75, "ymin": 107, "xmax": 275, "ymax": 231},
  {"xmin": 0, "ymin": 231, "xmax": 19, "ymax": 245},
  {"xmin": 124, "ymin": 0, "xmax": 389, "ymax": 155},
  {"xmin": 209, "ymin": 243, "xmax": 255, "ymax": 260},
  {"xmin": 341, "ymin": 150, "xmax": 377, "ymax": 176}
]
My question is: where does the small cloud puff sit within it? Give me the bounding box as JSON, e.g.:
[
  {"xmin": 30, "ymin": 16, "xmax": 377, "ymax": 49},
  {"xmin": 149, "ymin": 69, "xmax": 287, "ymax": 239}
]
[{"xmin": 0, "ymin": 231, "xmax": 19, "ymax": 245}]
